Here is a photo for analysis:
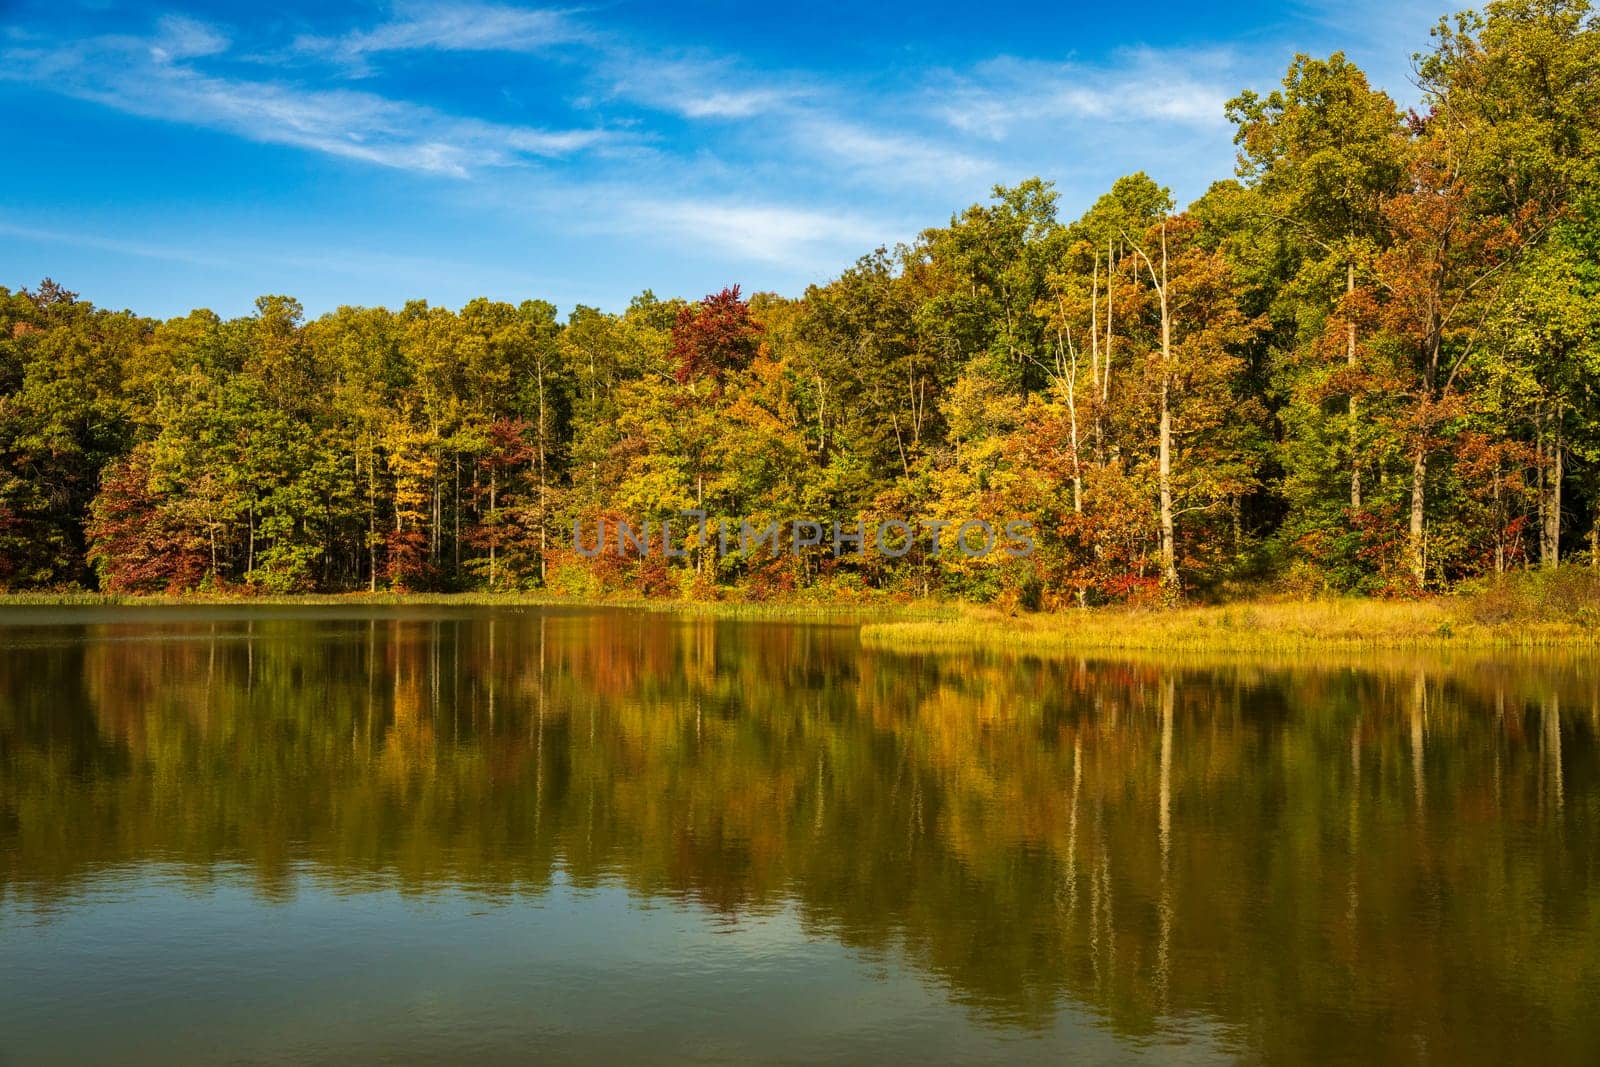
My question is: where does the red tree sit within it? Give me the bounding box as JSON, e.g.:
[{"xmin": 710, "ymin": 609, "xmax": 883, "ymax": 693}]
[
  {"xmin": 670, "ymin": 286, "xmax": 762, "ymax": 386},
  {"xmin": 85, "ymin": 446, "xmax": 209, "ymax": 593}
]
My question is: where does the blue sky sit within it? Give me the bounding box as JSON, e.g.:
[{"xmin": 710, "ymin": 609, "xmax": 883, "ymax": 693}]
[{"xmin": 1, "ymin": 0, "xmax": 1448, "ymax": 319}]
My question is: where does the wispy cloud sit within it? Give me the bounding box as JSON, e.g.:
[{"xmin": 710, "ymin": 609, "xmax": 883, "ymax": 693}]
[
  {"xmin": 793, "ymin": 116, "xmax": 994, "ymax": 186},
  {"xmin": 0, "ymin": 215, "xmax": 559, "ymax": 296},
  {"xmin": 148, "ymin": 13, "xmax": 230, "ymax": 61},
  {"xmin": 597, "ymin": 55, "xmax": 991, "ymax": 188},
  {"xmin": 931, "ymin": 48, "xmax": 1241, "ymax": 140},
  {"xmin": 603, "ymin": 55, "xmax": 807, "ymax": 119},
  {"xmin": 624, "ymin": 198, "xmax": 896, "ymax": 269},
  {"xmin": 0, "ymin": 16, "xmax": 618, "ymax": 177},
  {"xmin": 293, "ymin": 2, "xmax": 589, "ymax": 73},
  {"xmin": 0, "ymin": 218, "xmax": 242, "ymax": 271},
  {"xmin": 0, "ymin": 4, "xmax": 1303, "ymax": 290}
]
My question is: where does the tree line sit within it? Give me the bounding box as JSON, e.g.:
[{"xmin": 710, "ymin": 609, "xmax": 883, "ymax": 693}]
[{"xmin": 2, "ymin": 0, "xmax": 1597, "ymax": 604}]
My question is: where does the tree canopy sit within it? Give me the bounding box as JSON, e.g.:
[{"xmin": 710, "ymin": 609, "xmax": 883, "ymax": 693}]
[{"xmin": 3, "ymin": 1, "xmax": 1598, "ymax": 603}]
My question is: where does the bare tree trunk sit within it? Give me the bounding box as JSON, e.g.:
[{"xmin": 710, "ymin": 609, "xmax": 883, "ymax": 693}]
[
  {"xmin": 1493, "ymin": 471, "xmax": 1506, "ymax": 576},
  {"xmin": 1541, "ymin": 406, "xmax": 1563, "ymax": 569},
  {"xmin": 1409, "ymin": 446, "xmax": 1427, "ymax": 587},
  {"xmin": 1090, "ymin": 256, "xmax": 1104, "ymax": 464},
  {"xmin": 537, "ymin": 360, "xmax": 548, "ymax": 584},
  {"xmin": 367, "ymin": 433, "xmax": 378, "ymax": 592},
  {"xmin": 1347, "ymin": 258, "xmax": 1362, "ymax": 510},
  {"xmin": 431, "ymin": 475, "xmax": 441, "ymax": 566},
  {"xmin": 1159, "ymin": 379, "xmax": 1176, "ymax": 589},
  {"xmin": 1057, "ymin": 315, "xmax": 1089, "ymax": 611},
  {"xmin": 1155, "ymin": 228, "xmax": 1177, "ymax": 591},
  {"xmin": 1409, "ymin": 322, "xmax": 1442, "ymax": 590},
  {"xmin": 1054, "ymin": 303, "xmax": 1084, "ymax": 517},
  {"xmin": 1129, "ymin": 224, "xmax": 1177, "ymax": 593},
  {"xmin": 1069, "ymin": 393, "xmax": 1083, "ymax": 517},
  {"xmin": 889, "ymin": 411, "xmax": 911, "ymax": 478},
  {"xmin": 1103, "ymin": 238, "xmax": 1114, "ymax": 407},
  {"xmin": 1089, "ymin": 257, "xmax": 1101, "ymax": 395}
]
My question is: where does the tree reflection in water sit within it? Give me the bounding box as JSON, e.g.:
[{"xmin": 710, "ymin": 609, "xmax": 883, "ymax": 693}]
[{"xmin": 2, "ymin": 606, "xmax": 1598, "ymax": 1061}]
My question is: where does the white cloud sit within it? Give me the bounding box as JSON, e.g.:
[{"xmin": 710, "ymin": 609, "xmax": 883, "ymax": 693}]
[
  {"xmin": 598, "ymin": 56, "xmax": 991, "ymax": 189},
  {"xmin": 294, "ymin": 3, "xmax": 588, "ymax": 72},
  {"xmin": 675, "ymin": 88, "xmax": 795, "ymax": 120},
  {"xmin": 0, "ymin": 20, "xmax": 618, "ymax": 178},
  {"xmin": 603, "ymin": 56, "xmax": 807, "ymax": 119},
  {"xmin": 0, "ymin": 216, "xmax": 560, "ymax": 301},
  {"xmin": 626, "ymin": 199, "xmax": 895, "ymax": 268},
  {"xmin": 150, "ymin": 14, "xmax": 230, "ymax": 62},
  {"xmin": 0, "ymin": 6, "xmax": 1294, "ymax": 284},
  {"xmin": 931, "ymin": 49, "xmax": 1240, "ymax": 140},
  {"xmin": 794, "ymin": 116, "xmax": 994, "ymax": 185},
  {"xmin": 0, "ymin": 218, "xmax": 241, "ymax": 270}
]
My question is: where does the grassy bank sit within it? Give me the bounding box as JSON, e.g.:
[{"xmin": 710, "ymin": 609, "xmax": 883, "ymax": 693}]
[
  {"xmin": 862, "ymin": 589, "xmax": 1600, "ymax": 654},
  {"xmin": 3, "ymin": 573, "xmax": 1598, "ymax": 651}
]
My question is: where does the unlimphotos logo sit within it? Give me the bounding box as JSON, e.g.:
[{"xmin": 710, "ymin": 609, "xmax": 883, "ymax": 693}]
[{"xmin": 573, "ymin": 512, "xmax": 1035, "ymax": 559}]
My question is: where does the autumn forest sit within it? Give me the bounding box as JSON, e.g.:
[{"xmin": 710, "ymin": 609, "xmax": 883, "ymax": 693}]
[{"xmin": 3, "ymin": 1, "xmax": 1598, "ymax": 606}]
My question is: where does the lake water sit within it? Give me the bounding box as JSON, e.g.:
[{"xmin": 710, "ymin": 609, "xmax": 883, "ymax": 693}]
[{"xmin": 2, "ymin": 605, "xmax": 1597, "ymax": 1063}]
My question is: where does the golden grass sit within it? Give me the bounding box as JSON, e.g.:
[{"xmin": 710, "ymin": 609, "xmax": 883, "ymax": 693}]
[{"xmin": 859, "ymin": 596, "xmax": 1600, "ymax": 654}]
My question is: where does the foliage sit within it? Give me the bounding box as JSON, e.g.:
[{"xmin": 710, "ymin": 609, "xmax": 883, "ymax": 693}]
[{"xmin": 2, "ymin": 3, "xmax": 1598, "ymax": 602}]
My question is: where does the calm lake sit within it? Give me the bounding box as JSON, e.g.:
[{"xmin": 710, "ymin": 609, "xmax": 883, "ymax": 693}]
[{"xmin": 2, "ymin": 605, "xmax": 1597, "ymax": 1063}]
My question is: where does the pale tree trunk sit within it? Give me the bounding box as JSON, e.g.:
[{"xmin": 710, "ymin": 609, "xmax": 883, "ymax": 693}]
[
  {"xmin": 1347, "ymin": 258, "xmax": 1362, "ymax": 510},
  {"xmin": 1090, "ymin": 256, "xmax": 1104, "ymax": 463},
  {"xmin": 1540, "ymin": 406, "xmax": 1563, "ymax": 569},
  {"xmin": 1066, "ymin": 381, "xmax": 1083, "ymax": 517},
  {"xmin": 367, "ymin": 432, "xmax": 378, "ymax": 592},
  {"xmin": 1058, "ymin": 322, "xmax": 1087, "ymax": 611},
  {"xmin": 1409, "ymin": 317, "xmax": 1443, "ymax": 590},
  {"xmin": 488, "ymin": 468, "xmax": 498, "ymax": 590},
  {"xmin": 1155, "ymin": 227, "xmax": 1177, "ymax": 590},
  {"xmin": 913, "ymin": 374, "xmax": 925, "ymax": 446},
  {"xmin": 537, "ymin": 360, "xmax": 549, "ymax": 585},
  {"xmin": 1103, "ymin": 238, "xmax": 1115, "ymax": 408},
  {"xmin": 696, "ymin": 473, "xmax": 705, "ymax": 575},
  {"xmin": 1130, "ymin": 224, "xmax": 1177, "ymax": 592},
  {"xmin": 432, "ymin": 475, "xmax": 441, "ymax": 565},
  {"xmin": 1089, "ymin": 258, "xmax": 1101, "ymax": 396},
  {"xmin": 1053, "ymin": 301, "xmax": 1084, "ymax": 517},
  {"xmin": 1160, "ymin": 380, "xmax": 1176, "ymax": 588},
  {"xmin": 1409, "ymin": 448, "xmax": 1427, "ymax": 587},
  {"xmin": 1493, "ymin": 472, "xmax": 1506, "ymax": 576}
]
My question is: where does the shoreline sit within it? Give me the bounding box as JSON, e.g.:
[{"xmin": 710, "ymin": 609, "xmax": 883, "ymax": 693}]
[
  {"xmin": 0, "ymin": 590, "xmax": 939, "ymax": 622},
  {"xmin": 862, "ymin": 600, "xmax": 1600, "ymax": 653},
  {"xmin": 1, "ymin": 590, "xmax": 1596, "ymax": 651}
]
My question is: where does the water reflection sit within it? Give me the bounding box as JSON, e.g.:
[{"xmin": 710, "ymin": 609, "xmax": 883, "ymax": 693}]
[{"xmin": 2, "ymin": 606, "xmax": 1599, "ymax": 1062}]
